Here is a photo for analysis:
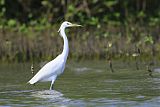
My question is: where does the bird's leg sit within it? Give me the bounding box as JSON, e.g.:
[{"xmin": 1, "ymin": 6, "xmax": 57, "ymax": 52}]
[
  {"xmin": 50, "ymin": 80, "xmax": 55, "ymax": 90},
  {"xmin": 147, "ymin": 65, "xmax": 153, "ymax": 77}
]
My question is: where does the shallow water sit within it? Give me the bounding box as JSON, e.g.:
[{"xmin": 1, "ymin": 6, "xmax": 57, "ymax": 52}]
[{"xmin": 0, "ymin": 60, "xmax": 160, "ymax": 107}]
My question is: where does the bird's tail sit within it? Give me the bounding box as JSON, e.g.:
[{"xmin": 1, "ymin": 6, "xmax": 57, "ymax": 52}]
[{"xmin": 28, "ymin": 77, "xmax": 37, "ymax": 84}]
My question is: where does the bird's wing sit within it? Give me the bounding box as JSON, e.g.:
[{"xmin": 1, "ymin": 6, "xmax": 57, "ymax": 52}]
[{"xmin": 28, "ymin": 54, "xmax": 64, "ymax": 84}]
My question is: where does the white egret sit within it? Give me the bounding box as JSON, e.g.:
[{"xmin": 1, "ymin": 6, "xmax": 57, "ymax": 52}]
[{"xmin": 28, "ymin": 21, "xmax": 82, "ymax": 90}]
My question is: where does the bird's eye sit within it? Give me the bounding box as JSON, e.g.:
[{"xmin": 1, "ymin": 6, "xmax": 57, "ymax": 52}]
[{"xmin": 67, "ymin": 23, "xmax": 70, "ymax": 25}]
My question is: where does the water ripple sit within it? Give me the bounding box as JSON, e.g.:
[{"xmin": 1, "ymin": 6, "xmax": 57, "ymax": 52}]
[{"xmin": 31, "ymin": 90, "xmax": 71, "ymax": 103}]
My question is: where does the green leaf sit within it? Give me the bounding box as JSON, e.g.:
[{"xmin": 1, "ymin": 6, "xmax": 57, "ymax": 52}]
[
  {"xmin": 104, "ymin": 0, "xmax": 118, "ymax": 7},
  {"xmin": 41, "ymin": 0, "xmax": 50, "ymax": 6},
  {"xmin": 19, "ymin": 24, "xmax": 28, "ymax": 33},
  {"xmin": 7, "ymin": 19, "xmax": 17, "ymax": 27},
  {"xmin": 0, "ymin": 0, "xmax": 5, "ymax": 5},
  {"xmin": 137, "ymin": 11, "xmax": 146, "ymax": 18},
  {"xmin": 144, "ymin": 35, "xmax": 153, "ymax": 44}
]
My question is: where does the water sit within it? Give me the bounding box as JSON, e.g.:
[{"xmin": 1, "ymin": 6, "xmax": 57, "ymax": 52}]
[{"xmin": 0, "ymin": 60, "xmax": 160, "ymax": 107}]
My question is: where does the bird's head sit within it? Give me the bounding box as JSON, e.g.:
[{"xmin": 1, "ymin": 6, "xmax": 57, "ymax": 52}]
[{"xmin": 58, "ymin": 21, "xmax": 82, "ymax": 32}]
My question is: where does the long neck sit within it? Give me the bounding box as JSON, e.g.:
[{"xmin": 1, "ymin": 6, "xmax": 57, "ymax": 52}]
[{"xmin": 60, "ymin": 28, "xmax": 69, "ymax": 61}]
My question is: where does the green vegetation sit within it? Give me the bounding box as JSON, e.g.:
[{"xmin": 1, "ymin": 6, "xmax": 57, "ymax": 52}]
[{"xmin": 0, "ymin": 0, "xmax": 160, "ymax": 62}]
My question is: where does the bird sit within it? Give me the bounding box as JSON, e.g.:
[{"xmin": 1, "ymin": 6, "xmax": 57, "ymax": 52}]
[{"xmin": 28, "ymin": 21, "xmax": 82, "ymax": 90}]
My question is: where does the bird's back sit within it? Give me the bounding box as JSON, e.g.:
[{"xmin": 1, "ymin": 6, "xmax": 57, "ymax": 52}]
[{"xmin": 28, "ymin": 54, "xmax": 65, "ymax": 84}]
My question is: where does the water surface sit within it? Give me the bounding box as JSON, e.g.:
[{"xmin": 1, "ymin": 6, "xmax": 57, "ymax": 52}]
[{"xmin": 0, "ymin": 60, "xmax": 160, "ymax": 107}]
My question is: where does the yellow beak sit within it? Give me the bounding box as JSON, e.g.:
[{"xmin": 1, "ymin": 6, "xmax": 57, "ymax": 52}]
[{"xmin": 71, "ymin": 24, "xmax": 82, "ymax": 27}]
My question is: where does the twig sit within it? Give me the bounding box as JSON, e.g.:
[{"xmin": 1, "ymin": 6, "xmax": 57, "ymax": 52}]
[
  {"xmin": 31, "ymin": 63, "xmax": 35, "ymax": 85},
  {"xmin": 109, "ymin": 59, "xmax": 114, "ymax": 73},
  {"xmin": 31, "ymin": 63, "xmax": 34, "ymax": 76},
  {"xmin": 147, "ymin": 65, "xmax": 153, "ymax": 77},
  {"xmin": 133, "ymin": 46, "xmax": 141, "ymax": 70}
]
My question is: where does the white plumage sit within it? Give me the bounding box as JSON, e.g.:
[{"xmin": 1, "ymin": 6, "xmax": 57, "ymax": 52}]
[{"xmin": 28, "ymin": 21, "xmax": 81, "ymax": 90}]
